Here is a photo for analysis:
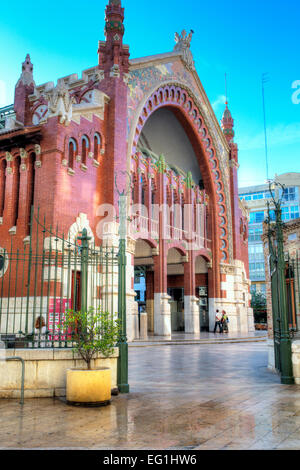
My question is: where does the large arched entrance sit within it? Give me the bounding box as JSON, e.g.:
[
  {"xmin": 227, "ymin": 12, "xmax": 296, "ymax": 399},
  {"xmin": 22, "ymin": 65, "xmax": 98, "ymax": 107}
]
[
  {"xmin": 128, "ymin": 84, "xmax": 222, "ymax": 338},
  {"xmin": 126, "ymin": 78, "xmax": 253, "ymax": 339}
]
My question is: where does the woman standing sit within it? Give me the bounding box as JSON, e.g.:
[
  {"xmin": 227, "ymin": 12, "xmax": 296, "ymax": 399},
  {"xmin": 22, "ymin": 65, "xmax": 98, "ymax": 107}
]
[{"xmin": 222, "ymin": 311, "xmax": 229, "ymax": 333}]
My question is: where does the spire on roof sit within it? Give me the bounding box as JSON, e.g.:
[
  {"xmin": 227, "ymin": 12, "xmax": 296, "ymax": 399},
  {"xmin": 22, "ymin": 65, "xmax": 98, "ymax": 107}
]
[
  {"xmin": 221, "ymin": 103, "xmax": 234, "ymax": 143},
  {"xmin": 98, "ymin": 0, "xmax": 129, "ymax": 76},
  {"xmin": 16, "ymin": 54, "xmax": 35, "ymax": 87}
]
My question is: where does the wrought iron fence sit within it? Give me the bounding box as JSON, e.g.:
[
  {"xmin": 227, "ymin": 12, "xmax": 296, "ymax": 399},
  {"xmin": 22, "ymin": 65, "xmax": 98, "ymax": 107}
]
[
  {"xmin": 285, "ymin": 251, "xmax": 299, "ymax": 333},
  {"xmin": 0, "ymin": 208, "xmax": 120, "ymax": 349}
]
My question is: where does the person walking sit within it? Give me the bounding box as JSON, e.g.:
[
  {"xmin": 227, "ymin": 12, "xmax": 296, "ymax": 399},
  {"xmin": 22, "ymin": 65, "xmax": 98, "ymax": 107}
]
[
  {"xmin": 213, "ymin": 310, "xmax": 223, "ymax": 333},
  {"xmin": 222, "ymin": 310, "xmax": 229, "ymax": 333}
]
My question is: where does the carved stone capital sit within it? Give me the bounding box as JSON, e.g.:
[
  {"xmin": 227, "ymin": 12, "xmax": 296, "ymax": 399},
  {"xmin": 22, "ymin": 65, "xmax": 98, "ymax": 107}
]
[
  {"xmin": 152, "ymin": 247, "xmax": 159, "ymax": 256},
  {"xmin": 34, "ymin": 144, "xmax": 41, "ymax": 156},
  {"xmin": 20, "ymin": 148, "xmax": 28, "ymax": 160},
  {"xmin": 126, "ymin": 237, "xmax": 136, "ymax": 254},
  {"xmin": 110, "ymin": 64, "xmax": 120, "ymax": 78},
  {"xmin": 229, "ymin": 159, "xmax": 240, "ymax": 170}
]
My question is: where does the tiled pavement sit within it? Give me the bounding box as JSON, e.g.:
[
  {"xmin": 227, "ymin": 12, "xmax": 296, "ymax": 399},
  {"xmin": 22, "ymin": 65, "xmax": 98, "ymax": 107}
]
[{"xmin": 1, "ymin": 341, "xmax": 300, "ymax": 450}]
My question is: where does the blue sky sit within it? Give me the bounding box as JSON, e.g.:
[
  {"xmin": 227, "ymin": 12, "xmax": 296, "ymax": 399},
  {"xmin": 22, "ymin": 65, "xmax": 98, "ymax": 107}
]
[{"xmin": 0, "ymin": 0, "xmax": 299, "ymax": 187}]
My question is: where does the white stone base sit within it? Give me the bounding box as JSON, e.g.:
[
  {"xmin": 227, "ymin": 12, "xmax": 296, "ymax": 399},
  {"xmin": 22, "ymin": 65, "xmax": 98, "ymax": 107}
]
[
  {"xmin": 154, "ymin": 293, "xmax": 171, "ymax": 337},
  {"xmin": 184, "ymin": 296, "xmax": 200, "ymax": 334},
  {"xmin": 126, "ymin": 294, "xmax": 139, "ymax": 342},
  {"xmin": 0, "ymin": 348, "xmax": 119, "ymax": 399},
  {"xmin": 267, "ymin": 338, "xmax": 276, "ymax": 371},
  {"xmin": 292, "ymin": 340, "xmax": 300, "ymax": 385}
]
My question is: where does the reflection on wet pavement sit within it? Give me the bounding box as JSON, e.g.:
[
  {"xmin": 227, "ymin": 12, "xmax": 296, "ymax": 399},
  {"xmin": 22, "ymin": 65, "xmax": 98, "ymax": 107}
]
[{"xmin": 0, "ymin": 342, "xmax": 300, "ymax": 450}]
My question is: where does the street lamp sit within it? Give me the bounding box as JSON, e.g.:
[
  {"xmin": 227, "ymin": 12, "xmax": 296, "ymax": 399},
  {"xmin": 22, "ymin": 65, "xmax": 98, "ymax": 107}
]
[
  {"xmin": 266, "ymin": 180, "xmax": 294, "ymax": 385},
  {"xmin": 115, "ymin": 171, "xmax": 131, "ymax": 394}
]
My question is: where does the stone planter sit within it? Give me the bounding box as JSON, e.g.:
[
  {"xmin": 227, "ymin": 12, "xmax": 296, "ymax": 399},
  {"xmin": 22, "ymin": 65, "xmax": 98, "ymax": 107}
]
[{"xmin": 66, "ymin": 368, "xmax": 112, "ymax": 406}]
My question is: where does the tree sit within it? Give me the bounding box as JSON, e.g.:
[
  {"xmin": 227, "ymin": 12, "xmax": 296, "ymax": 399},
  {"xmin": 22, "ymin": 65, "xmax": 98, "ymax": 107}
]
[
  {"xmin": 251, "ymin": 291, "xmax": 267, "ymax": 324},
  {"xmin": 62, "ymin": 307, "xmax": 121, "ymax": 370}
]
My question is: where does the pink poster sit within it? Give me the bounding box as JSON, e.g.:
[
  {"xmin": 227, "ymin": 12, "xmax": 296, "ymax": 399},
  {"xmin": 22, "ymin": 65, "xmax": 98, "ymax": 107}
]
[{"xmin": 48, "ymin": 299, "xmax": 71, "ymax": 341}]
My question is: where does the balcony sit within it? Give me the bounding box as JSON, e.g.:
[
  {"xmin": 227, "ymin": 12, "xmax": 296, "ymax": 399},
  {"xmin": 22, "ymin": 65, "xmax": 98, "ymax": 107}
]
[{"xmin": 129, "ymin": 214, "xmax": 211, "ymax": 251}]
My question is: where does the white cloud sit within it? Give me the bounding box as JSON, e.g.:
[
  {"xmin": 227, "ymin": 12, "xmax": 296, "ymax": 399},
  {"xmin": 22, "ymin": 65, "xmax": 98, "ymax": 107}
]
[
  {"xmin": 212, "ymin": 95, "xmax": 226, "ymax": 112},
  {"xmin": 237, "ymin": 122, "xmax": 300, "ymax": 151}
]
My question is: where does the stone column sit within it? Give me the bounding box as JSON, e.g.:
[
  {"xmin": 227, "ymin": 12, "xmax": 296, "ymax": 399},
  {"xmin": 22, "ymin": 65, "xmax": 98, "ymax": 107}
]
[
  {"xmin": 126, "ymin": 237, "xmax": 139, "ymax": 342},
  {"xmin": 153, "ymin": 157, "xmax": 171, "ymax": 337},
  {"xmin": 146, "ymin": 270, "xmax": 154, "ymax": 332},
  {"xmin": 184, "ymin": 252, "xmax": 200, "ymax": 333},
  {"xmin": 153, "ymin": 251, "xmax": 171, "ymax": 337}
]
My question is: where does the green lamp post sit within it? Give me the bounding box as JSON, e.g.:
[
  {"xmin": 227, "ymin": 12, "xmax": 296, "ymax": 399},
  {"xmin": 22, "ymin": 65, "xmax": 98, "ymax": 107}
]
[
  {"xmin": 266, "ymin": 180, "xmax": 294, "ymax": 385},
  {"xmin": 115, "ymin": 171, "xmax": 130, "ymax": 394}
]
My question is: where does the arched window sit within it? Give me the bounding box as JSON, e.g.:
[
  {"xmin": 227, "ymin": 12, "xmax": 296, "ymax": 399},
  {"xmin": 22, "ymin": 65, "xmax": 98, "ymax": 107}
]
[
  {"xmin": 81, "ymin": 135, "xmax": 89, "ymax": 165},
  {"xmin": 26, "ymin": 153, "xmax": 36, "ymax": 235},
  {"xmin": 68, "ymin": 138, "xmax": 77, "ymax": 169},
  {"xmin": 94, "ymin": 133, "xmax": 101, "ymax": 161},
  {"xmin": 13, "ymin": 156, "xmax": 21, "ymax": 227},
  {"xmin": 0, "ymin": 159, "xmax": 7, "ymax": 217}
]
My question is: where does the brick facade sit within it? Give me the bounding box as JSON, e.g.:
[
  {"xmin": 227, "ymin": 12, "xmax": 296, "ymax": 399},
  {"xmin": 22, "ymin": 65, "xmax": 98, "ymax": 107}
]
[{"xmin": 0, "ymin": 0, "xmax": 253, "ymax": 339}]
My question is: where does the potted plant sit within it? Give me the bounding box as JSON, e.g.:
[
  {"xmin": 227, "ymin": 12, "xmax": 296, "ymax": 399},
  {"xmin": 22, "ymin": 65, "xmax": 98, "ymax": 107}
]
[{"xmin": 62, "ymin": 307, "xmax": 121, "ymax": 407}]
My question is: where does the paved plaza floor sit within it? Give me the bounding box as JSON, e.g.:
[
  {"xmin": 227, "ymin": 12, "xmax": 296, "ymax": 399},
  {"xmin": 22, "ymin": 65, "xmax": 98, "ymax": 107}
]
[{"xmin": 1, "ymin": 341, "xmax": 300, "ymax": 450}]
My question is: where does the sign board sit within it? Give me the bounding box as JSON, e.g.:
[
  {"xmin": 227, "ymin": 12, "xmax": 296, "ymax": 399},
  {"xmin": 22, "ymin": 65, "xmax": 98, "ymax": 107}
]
[
  {"xmin": 48, "ymin": 299, "xmax": 71, "ymax": 341},
  {"xmin": 199, "ymin": 286, "xmax": 207, "ymax": 296}
]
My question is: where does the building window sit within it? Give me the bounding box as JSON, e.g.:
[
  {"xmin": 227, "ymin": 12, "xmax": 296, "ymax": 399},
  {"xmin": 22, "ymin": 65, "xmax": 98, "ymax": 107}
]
[
  {"xmin": 94, "ymin": 133, "xmax": 101, "ymax": 161},
  {"xmin": 249, "ymin": 244, "xmax": 264, "ymax": 261},
  {"xmin": 260, "ymin": 284, "xmax": 266, "ymax": 295},
  {"xmin": 27, "ymin": 153, "xmax": 36, "ymax": 235},
  {"xmin": 250, "ymin": 211, "xmax": 265, "ymax": 224},
  {"xmin": 249, "ymin": 227, "xmax": 263, "ymax": 242},
  {"xmin": 250, "ymin": 284, "xmax": 257, "ymax": 294},
  {"xmin": 239, "ymin": 190, "xmax": 274, "ymax": 202},
  {"xmin": 282, "ymin": 205, "xmax": 300, "ymax": 221},
  {"xmin": 68, "ymin": 138, "xmax": 77, "ymax": 169},
  {"xmin": 283, "ymin": 187, "xmax": 297, "ymax": 202},
  {"xmin": 0, "ymin": 159, "xmax": 6, "ymax": 217},
  {"xmin": 81, "ymin": 136, "xmax": 89, "ymax": 165},
  {"xmin": 13, "ymin": 156, "xmax": 21, "ymax": 227},
  {"xmin": 269, "ymin": 210, "xmax": 276, "ymax": 221},
  {"xmin": 249, "ymin": 262, "xmax": 265, "ymax": 280},
  {"xmin": 288, "ymin": 233, "xmax": 297, "ymax": 241}
]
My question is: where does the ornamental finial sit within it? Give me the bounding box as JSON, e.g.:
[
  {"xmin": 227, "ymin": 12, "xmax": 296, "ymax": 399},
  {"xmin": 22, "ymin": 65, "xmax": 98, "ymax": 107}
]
[{"xmin": 173, "ymin": 29, "xmax": 195, "ymax": 71}]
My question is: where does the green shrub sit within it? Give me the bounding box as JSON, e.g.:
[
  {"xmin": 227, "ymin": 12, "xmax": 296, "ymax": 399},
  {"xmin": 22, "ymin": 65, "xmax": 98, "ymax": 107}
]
[{"xmin": 62, "ymin": 307, "xmax": 121, "ymax": 370}]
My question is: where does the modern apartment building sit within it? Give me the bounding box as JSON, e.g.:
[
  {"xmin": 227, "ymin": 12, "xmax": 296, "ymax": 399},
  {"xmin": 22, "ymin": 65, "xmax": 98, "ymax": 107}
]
[{"xmin": 239, "ymin": 173, "xmax": 300, "ymax": 294}]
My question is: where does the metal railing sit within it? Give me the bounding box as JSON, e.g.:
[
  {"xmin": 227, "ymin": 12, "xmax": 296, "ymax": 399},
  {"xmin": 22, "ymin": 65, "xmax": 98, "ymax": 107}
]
[
  {"xmin": 0, "ymin": 208, "xmax": 120, "ymax": 349},
  {"xmin": 129, "ymin": 214, "xmax": 211, "ymax": 249}
]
